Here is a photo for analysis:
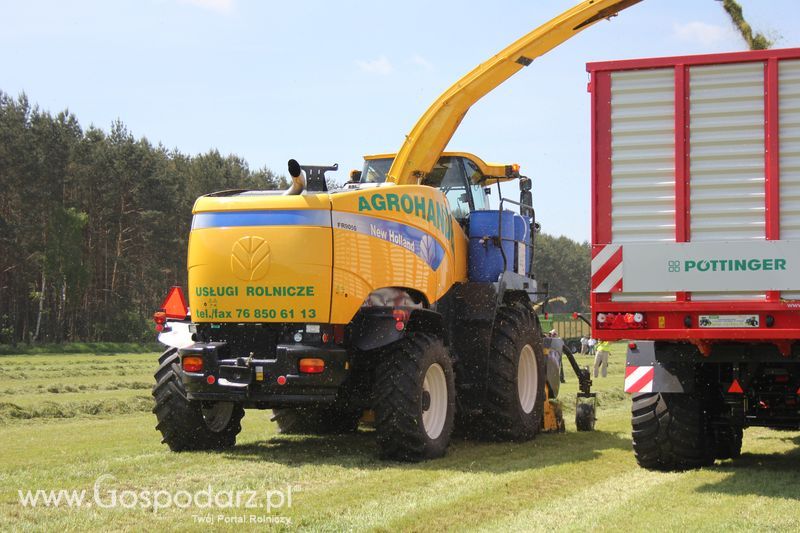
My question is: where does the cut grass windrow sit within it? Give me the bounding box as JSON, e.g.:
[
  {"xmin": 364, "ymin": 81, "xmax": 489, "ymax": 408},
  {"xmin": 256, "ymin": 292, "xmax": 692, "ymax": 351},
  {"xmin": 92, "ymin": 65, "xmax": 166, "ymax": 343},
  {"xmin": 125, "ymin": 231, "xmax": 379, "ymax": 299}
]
[{"xmin": 0, "ymin": 396, "xmax": 154, "ymax": 422}]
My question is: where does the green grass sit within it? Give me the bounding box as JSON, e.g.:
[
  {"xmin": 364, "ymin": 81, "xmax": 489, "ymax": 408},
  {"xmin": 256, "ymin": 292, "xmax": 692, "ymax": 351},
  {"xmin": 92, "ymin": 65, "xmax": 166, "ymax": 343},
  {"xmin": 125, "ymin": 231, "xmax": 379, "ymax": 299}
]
[
  {"xmin": 0, "ymin": 342, "xmax": 160, "ymax": 356},
  {"xmin": 0, "ymin": 347, "xmax": 798, "ymax": 531}
]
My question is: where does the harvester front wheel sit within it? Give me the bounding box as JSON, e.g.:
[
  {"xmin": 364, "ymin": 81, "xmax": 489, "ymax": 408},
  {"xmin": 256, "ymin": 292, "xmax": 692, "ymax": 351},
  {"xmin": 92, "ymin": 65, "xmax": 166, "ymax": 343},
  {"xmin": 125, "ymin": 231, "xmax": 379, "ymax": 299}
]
[
  {"xmin": 152, "ymin": 348, "xmax": 244, "ymax": 451},
  {"xmin": 476, "ymin": 304, "xmax": 546, "ymax": 441},
  {"xmin": 271, "ymin": 405, "xmax": 361, "ymax": 435},
  {"xmin": 374, "ymin": 333, "xmax": 455, "ymax": 461},
  {"xmin": 631, "ymin": 392, "xmax": 714, "ymax": 470}
]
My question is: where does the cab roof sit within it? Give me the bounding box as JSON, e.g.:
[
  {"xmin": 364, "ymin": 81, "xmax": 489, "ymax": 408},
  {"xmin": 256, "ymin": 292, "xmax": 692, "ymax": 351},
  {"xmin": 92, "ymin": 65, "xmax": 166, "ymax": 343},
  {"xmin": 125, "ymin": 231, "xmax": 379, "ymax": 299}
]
[{"xmin": 364, "ymin": 151, "xmax": 518, "ymax": 184}]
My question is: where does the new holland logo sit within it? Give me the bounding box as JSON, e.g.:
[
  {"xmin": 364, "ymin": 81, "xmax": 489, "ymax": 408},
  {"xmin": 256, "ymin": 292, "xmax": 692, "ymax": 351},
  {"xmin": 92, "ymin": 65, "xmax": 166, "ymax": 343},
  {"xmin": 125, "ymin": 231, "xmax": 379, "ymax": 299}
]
[{"xmin": 231, "ymin": 236, "xmax": 270, "ymax": 281}]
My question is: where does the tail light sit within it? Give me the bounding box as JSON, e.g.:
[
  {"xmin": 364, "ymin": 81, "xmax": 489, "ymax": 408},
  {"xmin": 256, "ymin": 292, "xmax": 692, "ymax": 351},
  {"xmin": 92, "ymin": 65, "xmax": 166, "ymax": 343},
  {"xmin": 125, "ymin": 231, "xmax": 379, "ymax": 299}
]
[
  {"xmin": 299, "ymin": 358, "xmax": 325, "ymax": 374},
  {"xmin": 182, "ymin": 356, "xmax": 204, "ymax": 373},
  {"xmin": 596, "ymin": 312, "xmax": 647, "ymax": 330},
  {"xmin": 393, "ymin": 309, "xmax": 410, "ymax": 331},
  {"xmin": 153, "ymin": 310, "xmax": 166, "ymax": 332}
]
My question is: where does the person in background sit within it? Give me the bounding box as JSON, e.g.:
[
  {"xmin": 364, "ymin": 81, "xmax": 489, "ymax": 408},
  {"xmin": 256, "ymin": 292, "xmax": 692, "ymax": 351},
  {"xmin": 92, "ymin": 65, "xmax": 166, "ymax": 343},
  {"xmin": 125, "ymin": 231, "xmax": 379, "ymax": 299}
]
[
  {"xmin": 580, "ymin": 336, "xmax": 589, "ymax": 355},
  {"xmin": 548, "ymin": 329, "xmax": 566, "ymax": 383},
  {"xmin": 594, "ymin": 340, "xmax": 611, "ymax": 378},
  {"xmin": 588, "ymin": 337, "xmax": 597, "ymax": 356}
]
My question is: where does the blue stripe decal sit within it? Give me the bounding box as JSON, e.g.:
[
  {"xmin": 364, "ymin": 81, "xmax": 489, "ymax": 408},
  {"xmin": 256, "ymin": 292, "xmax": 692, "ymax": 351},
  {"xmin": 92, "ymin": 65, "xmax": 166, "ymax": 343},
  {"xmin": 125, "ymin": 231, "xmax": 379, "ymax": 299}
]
[
  {"xmin": 192, "ymin": 209, "xmax": 331, "ymax": 230},
  {"xmin": 332, "ymin": 212, "xmax": 446, "ymax": 271}
]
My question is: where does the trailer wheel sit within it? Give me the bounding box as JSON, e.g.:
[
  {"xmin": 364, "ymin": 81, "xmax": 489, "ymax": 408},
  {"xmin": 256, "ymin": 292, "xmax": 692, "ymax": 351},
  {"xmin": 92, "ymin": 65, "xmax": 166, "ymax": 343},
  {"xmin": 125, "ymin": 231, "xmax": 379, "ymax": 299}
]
[
  {"xmin": 713, "ymin": 426, "xmax": 743, "ymax": 460},
  {"xmin": 631, "ymin": 392, "xmax": 714, "ymax": 470},
  {"xmin": 271, "ymin": 405, "xmax": 361, "ymax": 435},
  {"xmin": 475, "ymin": 304, "xmax": 546, "ymax": 441},
  {"xmin": 374, "ymin": 333, "xmax": 455, "ymax": 461},
  {"xmin": 152, "ymin": 348, "xmax": 244, "ymax": 451},
  {"xmin": 576, "ymin": 402, "xmax": 596, "ymax": 431}
]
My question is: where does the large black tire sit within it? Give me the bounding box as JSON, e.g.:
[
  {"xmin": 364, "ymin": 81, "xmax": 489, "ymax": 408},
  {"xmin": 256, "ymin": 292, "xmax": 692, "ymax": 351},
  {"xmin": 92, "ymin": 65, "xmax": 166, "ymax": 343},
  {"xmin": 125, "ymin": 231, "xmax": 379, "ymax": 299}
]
[
  {"xmin": 474, "ymin": 304, "xmax": 546, "ymax": 441},
  {"xmin": 374, "ymin": 333, "xmax": 456, "ymax": 461},
  {"xmin": 631, "ymin": 392, "xmax": 714, "ymax": 470},
  {"xmin": 271, "ymin": 405, "xmax": 361, "ymax": 435},
  {"xmin": 152, "ymin": 348, "xmax": 244, "ymax": 451},
  {"xmin": 713, "ymin": 425, "xmax": 743, "ymax": 460}
]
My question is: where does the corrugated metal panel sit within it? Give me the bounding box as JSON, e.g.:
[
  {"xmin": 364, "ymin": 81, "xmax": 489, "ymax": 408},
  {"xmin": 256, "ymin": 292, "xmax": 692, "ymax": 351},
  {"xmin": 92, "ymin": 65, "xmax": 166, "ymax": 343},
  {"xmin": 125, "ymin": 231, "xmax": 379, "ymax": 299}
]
[
  {"xmin": 780, "ymin": 60, "xmax": 800, "ymax": 300},
  {"xmin": 610, "ymin": 68, "xmax": 676, "ymax": 244},
  {"xmin": 689, "ymin": 62, "xmax": 765, "ymax": 242},
  {"xmin": 688, "ymin": 63, "xmax": 765, "ymax": 302},
  {"xmin": 609, "ymin": 69, "xmax": 675, "ymax": 302}
]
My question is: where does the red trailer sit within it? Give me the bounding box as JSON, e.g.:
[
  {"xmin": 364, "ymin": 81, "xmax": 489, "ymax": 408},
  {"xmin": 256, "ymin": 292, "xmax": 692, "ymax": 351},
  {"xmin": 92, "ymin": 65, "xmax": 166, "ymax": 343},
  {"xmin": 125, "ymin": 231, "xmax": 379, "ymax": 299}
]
[{"xmin": 587, "ymin": 47, "xmax": 800, "ymax": 470}]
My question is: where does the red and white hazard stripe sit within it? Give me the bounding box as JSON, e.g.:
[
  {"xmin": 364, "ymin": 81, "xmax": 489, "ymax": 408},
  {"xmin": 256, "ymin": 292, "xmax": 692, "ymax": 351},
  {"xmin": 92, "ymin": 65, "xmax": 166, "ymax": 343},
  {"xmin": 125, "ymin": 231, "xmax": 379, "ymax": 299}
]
[
  {"xmin": 624, "ymin": 366, "xmax": 654, "ymax": 393},
  {"xmin": 591, "ymin": 243, "xmax": 623, "ymax": 293}
]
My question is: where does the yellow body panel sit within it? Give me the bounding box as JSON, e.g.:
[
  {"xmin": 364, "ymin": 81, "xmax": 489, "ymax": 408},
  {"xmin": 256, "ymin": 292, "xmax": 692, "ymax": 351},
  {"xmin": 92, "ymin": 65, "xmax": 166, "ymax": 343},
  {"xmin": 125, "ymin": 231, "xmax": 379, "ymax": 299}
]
[
  {"xmin": 329, "ymin": 185, "xmax": 467, "ymax": 323},
  {"xmin": 188, "ymin": 194, "xmax": 334, "ymax": 323},
  {"xmin": 187, "ymin": 186, "xmax": 468, "ymax": 325}
]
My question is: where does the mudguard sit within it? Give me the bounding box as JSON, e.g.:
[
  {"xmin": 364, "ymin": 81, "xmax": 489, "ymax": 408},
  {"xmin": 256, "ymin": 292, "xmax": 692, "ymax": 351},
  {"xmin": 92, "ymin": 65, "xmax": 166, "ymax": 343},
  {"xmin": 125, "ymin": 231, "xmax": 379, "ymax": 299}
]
[
  {"xmin": 348, "ymin": 307, "xmax": 444, "ymax": 352},
  {"xmin": 625, "ymin": 341, "xmax": 695, "ymax": 394}
]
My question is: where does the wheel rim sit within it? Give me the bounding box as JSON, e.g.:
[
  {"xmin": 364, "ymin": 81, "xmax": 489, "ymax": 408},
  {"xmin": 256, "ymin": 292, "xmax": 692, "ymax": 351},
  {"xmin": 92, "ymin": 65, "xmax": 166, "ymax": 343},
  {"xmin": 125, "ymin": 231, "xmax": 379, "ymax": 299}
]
[
  {"xmin": 422, "ymin": 363, "xmax": 448, "ymax": 440},
  {"xmin": 517, "ymin": 344, "xmax": 538, "ymax": 414},
  {"xmin": 201, "ymin": 402, "xmax": 234, "ymax": 432}
]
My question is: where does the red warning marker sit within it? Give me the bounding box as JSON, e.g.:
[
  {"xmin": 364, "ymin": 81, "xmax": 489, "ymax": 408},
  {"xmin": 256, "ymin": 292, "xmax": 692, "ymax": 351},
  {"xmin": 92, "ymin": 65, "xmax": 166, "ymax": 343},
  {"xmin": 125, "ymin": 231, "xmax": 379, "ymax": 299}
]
[
  {"xmin": 728, "ymin": 379, "xmax": 744, "ymax": 394},
  {"xmin": 160, "ymin": 286, "xmax": 189, "ymax": 319}
]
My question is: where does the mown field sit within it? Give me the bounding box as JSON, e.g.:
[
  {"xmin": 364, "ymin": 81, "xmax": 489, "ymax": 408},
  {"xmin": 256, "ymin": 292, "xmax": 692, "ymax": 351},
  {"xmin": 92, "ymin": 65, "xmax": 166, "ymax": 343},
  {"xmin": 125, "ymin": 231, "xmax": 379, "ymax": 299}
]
[{"xmin": 1, "ymin": 345, "xmax": 799, "ymax": 532}]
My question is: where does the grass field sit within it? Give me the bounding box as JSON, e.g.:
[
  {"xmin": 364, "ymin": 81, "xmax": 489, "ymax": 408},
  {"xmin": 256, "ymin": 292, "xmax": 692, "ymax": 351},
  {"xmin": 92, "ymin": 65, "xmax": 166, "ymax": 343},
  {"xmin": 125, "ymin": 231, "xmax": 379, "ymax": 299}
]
[{"xmin": 1, "ymin": 345, "xmax": 799, "ymax": 531}]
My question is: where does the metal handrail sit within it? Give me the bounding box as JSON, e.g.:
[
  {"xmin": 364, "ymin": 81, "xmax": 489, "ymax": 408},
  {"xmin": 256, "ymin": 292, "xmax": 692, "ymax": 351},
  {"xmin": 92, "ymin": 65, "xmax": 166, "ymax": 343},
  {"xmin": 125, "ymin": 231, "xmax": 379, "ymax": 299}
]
[{"xmin": 496, "ymin": 196, "xmax": 536, "ymax": 277}]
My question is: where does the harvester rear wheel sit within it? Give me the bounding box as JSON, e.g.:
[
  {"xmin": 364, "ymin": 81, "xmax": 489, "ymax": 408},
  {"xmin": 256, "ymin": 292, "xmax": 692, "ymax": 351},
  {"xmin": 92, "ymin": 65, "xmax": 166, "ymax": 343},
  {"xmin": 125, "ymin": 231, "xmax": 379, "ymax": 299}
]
[
  {"xmin": 271, "ymin": 405, "xmax": 361, "ymax": 435},
  {"xmin": 374, "ymin": 333, "xmax": 455, "ymax": 461},
  {"xmin": 152, "ymin": 348, "xmax": 244, "ymax": 451},
  {"xmin": 475, "ymin": 304, "xmax": 545, "ymax": 441},
  {"xmin": 631, "ymin": 392, "xmax": 714, "ymax": 470}
]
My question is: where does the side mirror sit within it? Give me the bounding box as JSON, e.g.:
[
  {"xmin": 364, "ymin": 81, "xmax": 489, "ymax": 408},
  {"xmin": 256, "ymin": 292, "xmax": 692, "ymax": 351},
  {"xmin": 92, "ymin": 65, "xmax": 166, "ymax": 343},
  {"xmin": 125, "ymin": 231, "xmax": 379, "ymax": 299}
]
[{"xmin": 519, "ymin": 176, "xmax": 532, "ymax": 192}]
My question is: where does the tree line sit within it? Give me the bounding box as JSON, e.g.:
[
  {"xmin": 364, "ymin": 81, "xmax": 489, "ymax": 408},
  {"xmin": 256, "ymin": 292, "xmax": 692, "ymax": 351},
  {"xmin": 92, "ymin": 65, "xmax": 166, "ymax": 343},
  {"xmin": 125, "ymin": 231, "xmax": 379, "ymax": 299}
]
[
  {"xmin": 0, "ymin": 92, "xmax": 288, "ymax": 344},
  {"xmin": 0, "ymin": 91, "xmax": 589, "ymax": 345}
]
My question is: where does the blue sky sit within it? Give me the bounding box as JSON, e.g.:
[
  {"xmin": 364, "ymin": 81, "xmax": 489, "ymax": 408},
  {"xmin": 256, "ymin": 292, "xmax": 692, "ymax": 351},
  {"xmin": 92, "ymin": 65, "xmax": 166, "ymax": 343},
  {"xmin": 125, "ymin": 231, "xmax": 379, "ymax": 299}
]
[{"xmin": 2, "ymin": 0, "xmax": 798, "ymax": 241}]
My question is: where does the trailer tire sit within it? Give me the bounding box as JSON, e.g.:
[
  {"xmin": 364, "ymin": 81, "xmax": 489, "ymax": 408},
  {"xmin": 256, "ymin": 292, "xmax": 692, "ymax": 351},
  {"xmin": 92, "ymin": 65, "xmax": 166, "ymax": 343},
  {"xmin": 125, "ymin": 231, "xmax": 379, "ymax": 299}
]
[
  {"xmin": 152, "ymin": 348, "xmax": 244, "ymax": 451},
  {"xmin": 271, "ymin": 405, "xmax": 361, "ymax": 435},
  {"xmin": 631, "ymin": 392, "xmax": 714, "ymax": 470},
  {"xmin": 374, "ymin": 333, "xmax": 455, "ymax": 461},
  {"xmin": 475, "ymin": 304, "xmax": 546, "ymax": 441},
  {"xmin": 713, "ymin": 426, "xmax": 743, "ymax": 460}
]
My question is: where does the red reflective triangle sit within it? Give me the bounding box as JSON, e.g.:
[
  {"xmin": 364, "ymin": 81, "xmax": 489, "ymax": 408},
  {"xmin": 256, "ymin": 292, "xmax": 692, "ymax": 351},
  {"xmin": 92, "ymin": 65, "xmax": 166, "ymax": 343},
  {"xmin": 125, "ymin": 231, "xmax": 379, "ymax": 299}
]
[
  {"xmin": 728, "ymin": 379, "xmax": 744, "ymax": 394},
  {"xmin": 161, "ymin": 286, "xmax": 188, "ymax": 319}
]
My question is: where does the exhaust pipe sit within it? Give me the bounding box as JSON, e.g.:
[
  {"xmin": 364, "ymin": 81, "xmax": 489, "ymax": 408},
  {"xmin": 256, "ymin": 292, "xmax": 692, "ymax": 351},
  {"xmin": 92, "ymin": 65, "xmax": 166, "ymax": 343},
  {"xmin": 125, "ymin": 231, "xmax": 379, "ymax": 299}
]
[{"xmin": 284, "ymin": 159, "xmax": 306, "ymax": 195}]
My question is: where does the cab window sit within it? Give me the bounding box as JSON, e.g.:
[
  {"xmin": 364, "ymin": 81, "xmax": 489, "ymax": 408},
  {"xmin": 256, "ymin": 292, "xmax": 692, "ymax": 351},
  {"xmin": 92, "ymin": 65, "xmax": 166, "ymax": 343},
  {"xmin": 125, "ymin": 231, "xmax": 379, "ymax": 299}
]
[
  {"xmin": 461, "ymin": 157, "xmax": 489, "ymax": 211},
  {"xmin": 361, "ymin": 158, "xmax": 392, "ymax": 183},
  {"xmin": 421, "ymin": 157, "xmax": 472, "ymax": 219}
]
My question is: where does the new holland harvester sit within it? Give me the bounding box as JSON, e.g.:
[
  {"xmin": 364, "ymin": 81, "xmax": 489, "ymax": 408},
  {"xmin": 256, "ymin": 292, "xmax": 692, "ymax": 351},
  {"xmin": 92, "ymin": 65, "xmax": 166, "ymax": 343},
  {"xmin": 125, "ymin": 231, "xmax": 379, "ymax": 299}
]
[{"xmin": 151, "ymin": 0, "xmax": 642, "ymax": 460}]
